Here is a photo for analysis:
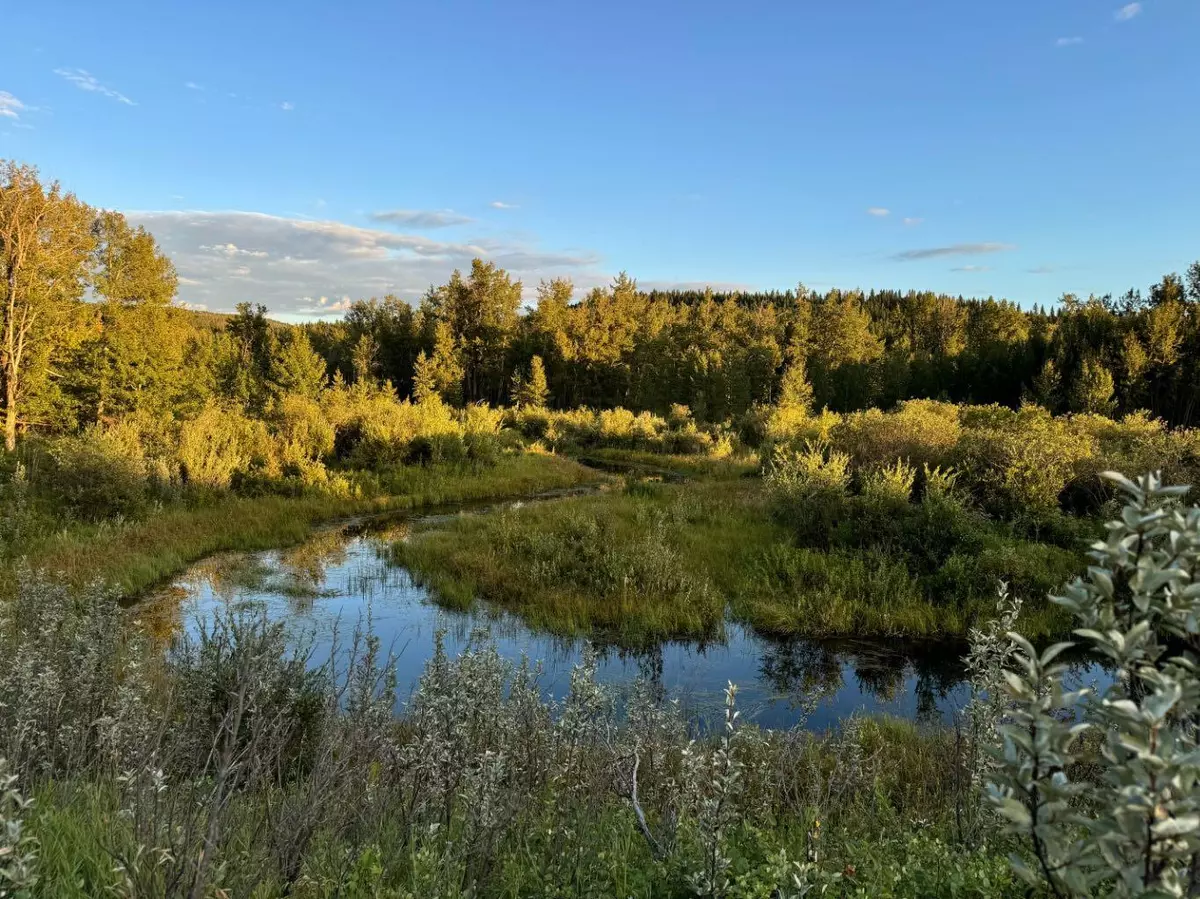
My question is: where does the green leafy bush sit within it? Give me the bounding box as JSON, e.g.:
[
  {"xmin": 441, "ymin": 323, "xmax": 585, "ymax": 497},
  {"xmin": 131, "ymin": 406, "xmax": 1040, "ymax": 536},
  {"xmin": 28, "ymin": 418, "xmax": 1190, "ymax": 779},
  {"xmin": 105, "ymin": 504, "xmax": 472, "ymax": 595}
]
[
  {"xmin": 178, "ymin": 402, "xmax": 275, "ymax": 489},
  {"xmin": 47, "ymin": 426, "xmax": 151, "ymax": 520},
  {"xmin": 988, "ymin": 471, "xmax": 1200, "ymax": 897},
  {"xmin": 763, "ymin": 441, "xmax": 851, "ymax": 547}
]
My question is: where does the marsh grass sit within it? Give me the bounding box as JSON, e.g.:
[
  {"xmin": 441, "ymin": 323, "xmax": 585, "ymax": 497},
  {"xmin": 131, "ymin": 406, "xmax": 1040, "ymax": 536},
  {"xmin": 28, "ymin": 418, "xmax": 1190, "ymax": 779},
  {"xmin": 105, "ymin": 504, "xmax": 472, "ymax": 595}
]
[
  {"xmin": 394, "ymin": 471, "xmax": 1082, "ymax": 643},
  {"xmin": 392, "ymin": 482, "xmax": 733, "ymax": 644},
  {"xmin": 571, "ymin": 447, "xmax": 760, "ymax": 481},
  {"xmin": 1, "ymin": 453, "xmax": 604, "ymax": 601}
]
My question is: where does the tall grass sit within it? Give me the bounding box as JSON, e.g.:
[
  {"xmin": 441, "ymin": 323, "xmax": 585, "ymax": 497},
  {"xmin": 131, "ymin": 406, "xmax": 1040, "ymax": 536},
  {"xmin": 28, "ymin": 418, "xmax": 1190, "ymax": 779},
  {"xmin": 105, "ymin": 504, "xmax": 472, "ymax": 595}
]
[
  {"xmin": 1, "ymin": 452, "xmax": 604, "ymax": 600},
  {"xmin": 395, "ymin": 465, "xmax": 1083, "ymax": 643},
  {"xmin": 392, "ymin": 482, "xmax": 732, "ymax": 644}
]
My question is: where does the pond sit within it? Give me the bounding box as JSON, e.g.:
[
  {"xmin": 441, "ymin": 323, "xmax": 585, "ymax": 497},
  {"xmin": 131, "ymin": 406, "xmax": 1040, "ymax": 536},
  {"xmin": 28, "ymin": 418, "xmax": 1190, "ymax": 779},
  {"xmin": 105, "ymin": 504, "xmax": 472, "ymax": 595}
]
[{"xmin": 140, "ymin": 497, "xmax": 1108, "ymax": 731}]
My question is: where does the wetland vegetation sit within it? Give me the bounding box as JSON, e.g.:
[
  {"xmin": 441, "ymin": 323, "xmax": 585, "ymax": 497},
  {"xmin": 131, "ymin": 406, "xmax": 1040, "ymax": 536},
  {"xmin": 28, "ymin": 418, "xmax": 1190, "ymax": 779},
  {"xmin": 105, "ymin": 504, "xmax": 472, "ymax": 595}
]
[{"xmin": 4, "ymin": 160, "xmax": 1200, "ymax": 895}]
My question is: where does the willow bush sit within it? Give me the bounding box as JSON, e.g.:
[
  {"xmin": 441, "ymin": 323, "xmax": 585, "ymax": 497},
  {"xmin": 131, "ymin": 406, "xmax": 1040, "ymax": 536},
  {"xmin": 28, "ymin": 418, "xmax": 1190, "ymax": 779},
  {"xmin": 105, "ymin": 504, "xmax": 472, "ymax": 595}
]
[{"xmin": 988, "ymin": 471, "xmax": 1200, "ymax": 897}]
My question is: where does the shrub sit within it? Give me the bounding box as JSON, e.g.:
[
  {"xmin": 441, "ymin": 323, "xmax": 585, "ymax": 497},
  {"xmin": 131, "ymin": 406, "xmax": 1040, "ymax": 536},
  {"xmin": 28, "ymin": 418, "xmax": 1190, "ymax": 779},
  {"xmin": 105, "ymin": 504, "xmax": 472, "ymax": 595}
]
[
  {"xmin": 763, "ymin": 441, "xmax": 851, "ymax": 546},
  {"xmin": 324, "ymin": 381, "xmax": 468, "ymax": 469},
  {"xmin": 177, "ymin": 403, "xmax": 275, "ymax": 489},
  {"xmin": 460, "ymin": 403, "xmax": 504, "ymax": 466},
  {"xmin": 1067, "ymin": 412, "xmax": 1200, "ymax": 512},
  {"xmin": 862, "ymin": 459, "xmax": 917, "ymax": 506},
  {"xmin": 46, "ymin": 426, "xmax": 150, "ymax": 520},
  {"xmin": 954, "ymin": 404, "xmax": 1095, "ymax": 519},
  {"xmin": 833, "ymin": 400, "xmax": 960, "ymax": 471},
  {"xmin": 272, "ymin": 393, "xmax": 335, "ymax": 470},
  {"xmin": 988, "ymin": 472, "xmax": 1200, "ymax": 897}
]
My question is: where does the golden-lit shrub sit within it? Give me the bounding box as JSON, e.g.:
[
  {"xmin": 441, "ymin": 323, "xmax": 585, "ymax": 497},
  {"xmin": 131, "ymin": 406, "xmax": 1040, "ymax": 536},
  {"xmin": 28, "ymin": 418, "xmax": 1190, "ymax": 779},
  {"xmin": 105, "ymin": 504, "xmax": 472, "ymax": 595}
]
[
  {"xmin": 324, "ymin": 381, "xmax": 466, "ymax": 468},
  {"xmin": 763, "ymin": 441, "xmax": 851, "ymax": 544},
  {"xmin": 177, "ymin": 403, "xmax": 275, "ymax": 489},
  {"xmin": 862, "ymin": 459, "xmax": 917, "ymax": 506},
  {"xmin": 1072, "ymin": 411, "xmax": 1200, "ymax": 490},
  {"xmin": 833, "ymin": 400, "xmax": 960, "ymax": 470},
  {"xmin": 954, "ymin": 404, "xmax": 1095, "ymax": 518},
  {"xmin": 459, "ymin": 402, "xmax": 505, "ymax": 465},
  {"xmin": 272, "ymin": 394, "xmax": 335, "ymax": 469},
  {"xmin": 47, "ymin": 426, "xmax": 152, "ymax": 519}
]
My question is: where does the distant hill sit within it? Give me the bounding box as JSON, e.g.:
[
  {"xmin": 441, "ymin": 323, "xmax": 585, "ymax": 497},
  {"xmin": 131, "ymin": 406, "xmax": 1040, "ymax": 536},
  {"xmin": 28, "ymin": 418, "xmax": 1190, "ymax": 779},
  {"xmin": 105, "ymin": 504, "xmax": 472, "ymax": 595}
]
[{"xmin": 178, "ymin": 307, "xmax": 295, "ymax": 334}]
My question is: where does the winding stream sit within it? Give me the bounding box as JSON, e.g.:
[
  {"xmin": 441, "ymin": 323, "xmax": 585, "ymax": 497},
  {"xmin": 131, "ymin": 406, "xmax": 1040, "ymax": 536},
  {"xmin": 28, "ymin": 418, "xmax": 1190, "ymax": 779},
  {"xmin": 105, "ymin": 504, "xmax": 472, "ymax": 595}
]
[{"xmin": 141, "ymin": 492, "xmax": 1107, "ymax": 731}]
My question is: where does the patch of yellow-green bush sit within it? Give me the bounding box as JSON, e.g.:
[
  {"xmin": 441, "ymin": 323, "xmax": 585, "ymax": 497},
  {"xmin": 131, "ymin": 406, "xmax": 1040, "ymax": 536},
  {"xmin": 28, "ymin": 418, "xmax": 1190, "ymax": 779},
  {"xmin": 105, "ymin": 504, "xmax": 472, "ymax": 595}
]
[
  {"xmin": 512, "ymin": 404, "xmax": 734, "ymax": 457},
  {"xmin": 178, "ymin": 402, "xmax": 276, "ymax": 489},
  {"xmin": 832, "ymin": 400, "xmax": 961, "ymax": 470}
]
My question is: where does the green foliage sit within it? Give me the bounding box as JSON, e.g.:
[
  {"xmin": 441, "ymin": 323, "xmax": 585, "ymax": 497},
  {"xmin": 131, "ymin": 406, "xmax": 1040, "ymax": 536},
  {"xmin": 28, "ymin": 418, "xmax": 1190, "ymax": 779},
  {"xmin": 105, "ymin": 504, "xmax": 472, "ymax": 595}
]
[
  {"xmin": 988, "ymin": 472, "xmax": 1200, "ymax": 897},
  {"xmin": 272, "ymin": 331, "xmax": 329, "ymax": 400},
  {"xmin": 178, "ymin": 402, "xmax": 273, "ymax": 489},
  {"xmin": 45, "ymin": 426, "xmax": 153, "ymax": 520}
]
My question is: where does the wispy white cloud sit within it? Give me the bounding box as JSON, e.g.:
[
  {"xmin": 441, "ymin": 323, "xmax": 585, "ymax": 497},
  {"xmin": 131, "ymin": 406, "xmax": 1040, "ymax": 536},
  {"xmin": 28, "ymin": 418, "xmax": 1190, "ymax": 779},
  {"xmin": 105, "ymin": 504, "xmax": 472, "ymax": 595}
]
[
  {"xmin": 893, "ymin": 242, "xmax": 1016, "ymax": 261},
  {"xmin": 0, "ymin": 91, "xmax": 26, "ymax": 120},
  {"xmin": 1114, "ymin": 3, "xmax": 1142, "ymax": 21},
  {"xmin": 127, "ymin": 210, "xmax": 604, "ymax": 318},
  {"xmin": 370, "ymin": 209, "xmax": 475, "ymax": 229},
  {"xmin": 1056, "ymin": 36, "xmax": 1085, "ymax": 46},
  {"xmin": 184, "ymin": 81, "xmax": 204, "ymax": 91},
  {"xmin": 903, "ymin": 217, "xmax": 923, "ymax": 227},
  {"xmin": 952, "ymin": 265, "xmax": 992, "ymax": 273},
  {"xmin": 1028, "ymin": 265, "xmax": 1057, "ymax": 275},
  {"xmin": 866, "ymin": 207, "xmax": 890, "ymax": 217},
  {"xmin": 200, "ymin": 242, "xmax": 269, "ymax": 259},
  {"xmin": 490, "ymin": 200, "xmax": 519, "ymax": 210},
  {"xmin": 54, "ymin": 68, "xmax": 135, "ymax": 105},
  {"xmin": 280, "ymin": 101, "xmax": 294, "ymax": 111}
]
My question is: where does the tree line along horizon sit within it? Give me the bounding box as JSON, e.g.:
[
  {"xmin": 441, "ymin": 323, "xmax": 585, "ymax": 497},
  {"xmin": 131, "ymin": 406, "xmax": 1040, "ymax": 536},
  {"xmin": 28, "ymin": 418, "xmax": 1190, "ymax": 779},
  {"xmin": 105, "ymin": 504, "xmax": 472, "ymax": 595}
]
[{"xmin": 4, "ymin": 158, "xmax": 1200, "ymax": 456}]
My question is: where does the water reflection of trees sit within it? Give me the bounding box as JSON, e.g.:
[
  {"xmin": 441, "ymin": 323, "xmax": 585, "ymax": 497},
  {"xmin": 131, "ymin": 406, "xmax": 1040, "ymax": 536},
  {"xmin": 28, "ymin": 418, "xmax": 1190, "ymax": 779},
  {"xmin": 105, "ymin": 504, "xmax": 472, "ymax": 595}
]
[{"xmin": 758, "ymin": 638, "xmax": 968, "ymax": 721}]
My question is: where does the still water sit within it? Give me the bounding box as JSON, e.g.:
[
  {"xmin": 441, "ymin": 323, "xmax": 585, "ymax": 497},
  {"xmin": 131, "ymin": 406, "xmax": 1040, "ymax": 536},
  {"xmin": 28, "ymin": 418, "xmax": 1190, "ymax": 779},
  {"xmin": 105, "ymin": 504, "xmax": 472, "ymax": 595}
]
[{"xmin": 142, "ymin": 499, "xmax": 1105, "ymax": 732}]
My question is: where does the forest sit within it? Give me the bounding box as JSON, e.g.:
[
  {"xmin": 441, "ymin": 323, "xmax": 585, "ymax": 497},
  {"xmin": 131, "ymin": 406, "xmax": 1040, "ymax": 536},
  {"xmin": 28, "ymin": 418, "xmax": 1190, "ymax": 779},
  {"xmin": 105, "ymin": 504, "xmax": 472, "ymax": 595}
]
[{"xmin": 4, "ymin": 160, "xmax": 1200, "ymax": 897}]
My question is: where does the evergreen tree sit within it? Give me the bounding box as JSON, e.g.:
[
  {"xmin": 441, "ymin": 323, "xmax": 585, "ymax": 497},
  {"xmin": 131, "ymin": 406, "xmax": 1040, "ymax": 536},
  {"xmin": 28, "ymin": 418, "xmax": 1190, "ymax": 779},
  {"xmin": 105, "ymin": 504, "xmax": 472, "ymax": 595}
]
[
  {"xmin": 273, "ymin": 331, "xmax": 328, "ymax": 399},
  {"xmin": 1031, "ymin": 358, "xmax": 1062, "ymax": 410},
  {"xmin": 351, "ymin": 333, "xmax": 380, "ymax": 387},
  {"xmin": 217, "ymin": 303, "xmax": 275, "ymax": 413},
  {"xmin": 777, "ymin": 357, "xmax": 813, "ymax": 412},
  {"xmin": 426, "ymin": 320, "xmax": 464, "ymax": 404},
  {"xmin": 412, "ymin": 350, "xmax": 438, "ymax": 404},
  {"xmin": 513, "ymin": 355, "xmax": 549, "ymax": 408},
  {"xmin": 1070, "ymin": 356, "xmax": 1116, "ymax": 415}
]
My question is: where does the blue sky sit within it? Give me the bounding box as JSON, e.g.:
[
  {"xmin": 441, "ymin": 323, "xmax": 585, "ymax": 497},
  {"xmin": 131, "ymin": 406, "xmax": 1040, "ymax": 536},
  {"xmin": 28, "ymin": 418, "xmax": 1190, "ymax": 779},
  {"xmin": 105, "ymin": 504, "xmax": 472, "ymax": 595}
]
[{"xmin": 1, "ymin": 0, "xmax": 1197, "ymax": 318}]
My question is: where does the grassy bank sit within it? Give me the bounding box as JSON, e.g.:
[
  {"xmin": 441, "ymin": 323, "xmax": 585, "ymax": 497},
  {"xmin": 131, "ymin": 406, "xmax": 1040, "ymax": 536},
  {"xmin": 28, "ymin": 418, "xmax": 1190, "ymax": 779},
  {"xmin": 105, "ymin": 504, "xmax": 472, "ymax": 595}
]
[
  {"xmin": 569, "ymin": 446, "xmax": 760, "ymax": 481},
  {"xmin": 392, "ymin": 474, "xmax": 1082, "ymax": 643},
  {"xmin": 3, "ymin": 452, "xmax": 604, "ymax": 600}
]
